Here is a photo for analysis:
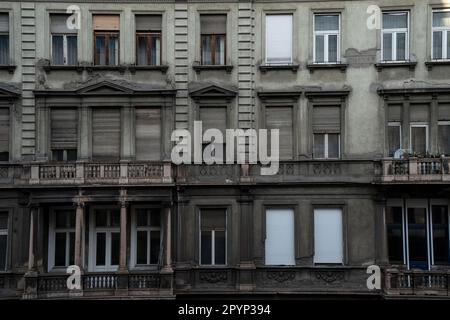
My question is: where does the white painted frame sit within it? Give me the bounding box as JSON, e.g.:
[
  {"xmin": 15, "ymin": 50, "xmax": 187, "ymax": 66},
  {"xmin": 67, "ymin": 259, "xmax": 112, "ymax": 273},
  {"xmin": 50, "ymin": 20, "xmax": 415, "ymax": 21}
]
[
  {"xmin": 199, "ymin": 209, "xmax": 227, "ymax": 266},
  {"xmin": 381, "ymin": 11, "xmax": 409, "ymax": 62},
  {"xmin": 47, "ymin": 207, "xmax": 75, "ymax": 271},
  {"xmin": 313, "ymin": 133, "xmax": 341, "ymax": 159},
  {"xmin": 313, "ymin": 13, "xmax": 341, "ymax": 64},
  {"xmin": 50, "ymin": 34, "xmax": 77, "ymax": 65},
  {"xmin": 410, "ymin": 123, "xmax": 429, "ymax": 154},
  {"xmin": 432, "ymin": 9, "xmax": 450, "ymax": 61}
]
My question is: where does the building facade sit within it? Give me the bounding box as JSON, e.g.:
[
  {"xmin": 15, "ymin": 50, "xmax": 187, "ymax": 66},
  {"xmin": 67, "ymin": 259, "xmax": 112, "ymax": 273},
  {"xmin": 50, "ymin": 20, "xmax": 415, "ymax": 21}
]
[{"xmin": 0, "ymin": 0, "xmax": 449, "ymax": 299}]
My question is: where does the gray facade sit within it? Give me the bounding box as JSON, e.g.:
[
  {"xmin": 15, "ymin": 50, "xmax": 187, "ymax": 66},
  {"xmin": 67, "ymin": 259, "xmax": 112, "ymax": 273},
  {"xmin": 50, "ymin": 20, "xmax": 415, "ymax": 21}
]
[{"xmin": 0, "ymin": 0, "xmax": 449, "ymax": 299}]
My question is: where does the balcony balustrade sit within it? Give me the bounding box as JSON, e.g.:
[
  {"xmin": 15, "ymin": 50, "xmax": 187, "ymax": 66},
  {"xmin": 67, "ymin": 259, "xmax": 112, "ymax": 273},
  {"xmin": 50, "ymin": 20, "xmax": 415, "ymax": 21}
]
[{"xmin": 381, "ymin": 157, "xmax": 450, "ymax": 183}]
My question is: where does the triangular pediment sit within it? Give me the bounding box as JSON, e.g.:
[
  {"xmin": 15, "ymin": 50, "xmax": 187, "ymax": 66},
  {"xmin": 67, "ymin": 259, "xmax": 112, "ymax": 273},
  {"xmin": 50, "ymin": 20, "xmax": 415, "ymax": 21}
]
[
  {"xmin": 189, "ymin": 84, "xmax": 237, "ymax": 100},
  {"xmin": 76, "ymin": 80, "xmax": 134, "ymax": 95}
]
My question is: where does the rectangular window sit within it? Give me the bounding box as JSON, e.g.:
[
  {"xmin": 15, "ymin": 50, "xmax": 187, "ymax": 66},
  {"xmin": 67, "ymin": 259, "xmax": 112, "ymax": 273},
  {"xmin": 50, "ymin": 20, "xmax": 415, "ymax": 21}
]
[
  {"xmin": 313, "ymin": 106, "xmax": 341, "ymax": 159},
  {"xmin": 133, "ymin": 208, "xmax": 161, "ymax": 266},
  {"xmin": 265, "ymin": 209, "xmax": 295, "ymax": 266},
  {"xmin": 200, "ymin": 209, "xmax": 226, "ymax": 266},
  {"xmin": 432, "ymin": 10, "xmax": 450, "ymax": 60},
  {"xmin": 410, "ymin": 104, "xmax": 429, "ymax": 155},
  {"xmin": 200, "ymin": 106, "xmax": 227, "ymax": 162},
  {"xmin": 0, "ymin": 211, "xmax": 8, "ymax": 271},
  {"xmin": 388, "ymin": 123, "xmax": 402, "ymax": 157},
  {"xmin": 49, "ymin": 209, "xmax": 75, "ymax": 269},
  {"xmin": 382, "ymin": 12, "xmax": 409, "ymax": 61},
  {"xmin": 432, "ymin": 205, "xmax": 449, "ymax": 265},
  {"xmin": 92, "ymin": 108, "xmax": 121, "ymax": 160},
  {"xmin": 314, "ymin": 14, "xmax": 340, "ymax": 63},
  {"xmin": 407, "ymin": 207, "xmax": 428, "ymax": 269},
  {"xmin": 201, "ymin": 15, "xmax": 226, "ymax": 65},
  {"xmin": 50, "ymin": 14, "xmax": 77, "ymax": 65},
  {"xmin": 314, "ymin": 208, "xmax": 343, "ymax": 264},
  {"xmin": 266, "ymin": 106, "xmax": 293, "ymax": 160},
  {"xmin": 266, "ymin": 14, "xmax": 292, "ymax": 64},
  {"xmin": 386, "ymin": 206, "xmax": 404, "ymax": 263},
  {"xmin": 93, "ymin": 15, "xmax": 120, "ymax": 65},
  {"xmin": 0, "ymin": 108, "xmax": 9, "ymax": 161},
  {"xmin": 135, "ymin": 107, "xmax": 161, "ymax": 161},
  {"xmin": 438, "ymin": 104, "xmax": 450, "ymax": 155},
  {"xmin": 92, "ymin": 209, "xmax": 120, "ymax": 271},
  {"xmin": 135, "ymin": 15, "xmax": 161, "ymax": 66},
  {"xmin": 51, "ymin": 108, "xmax": 78, "ymax": 161},
  {"xmin": 0, "ymin": 13, "xmax": 9, "ymax": 65}
]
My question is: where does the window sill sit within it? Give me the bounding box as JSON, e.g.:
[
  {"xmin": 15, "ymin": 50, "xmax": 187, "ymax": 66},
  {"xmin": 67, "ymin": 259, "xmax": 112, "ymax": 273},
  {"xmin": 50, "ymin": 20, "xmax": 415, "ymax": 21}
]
[
  {"xmin": 306, "ymin": 63, "xmax": 348, "ymax": 73},
  {"xmin": 43, "ymin": 65, "xmax": 84, "ymax": 74},
  {"xmin": 375, "ymin": 61, "xmax": 417, "ymax": 72},
  {"xmin": 0, "ymin": 65, "xmax": 16, "ymax": 74},
  {"xmin": 86, "ymin": 65, "xmax": 127, "ymax": 74},
  {"xmin": 193, "ymin": 65, "xmax": 233, "ymax": 74},
  {"xmin": 259, "ymin": 64, "xmax": 299, "ymax": 74},
  {"xmin": 128, "ymin": 65, "xmax": 169, "ymax": 74},
  {"xmin": 425, "ymin": 60, "xmax": 450, "ymax": 71}
]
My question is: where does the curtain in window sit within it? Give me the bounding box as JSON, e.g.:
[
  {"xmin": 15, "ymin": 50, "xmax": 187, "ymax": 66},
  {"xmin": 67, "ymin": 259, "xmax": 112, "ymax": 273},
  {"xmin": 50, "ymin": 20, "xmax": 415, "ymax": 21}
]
[
  {"xmin": 396, "ymin": 33, "xmax": 406, "ymax": 60},
  {"xmin": 328, "ymin": 34, "xmax": 338, "ymax": 62},
  {"xmin": 266, "ymin": 15, "xmax": 292, "ymax": 64},
  {"xmin": 201, "ymin": 36, "xmax": 212, "ymax": 65},
  {"xmin": 433, "ymin": 31, "xmax": 443, "ymax": 60},
  {"xmin": 411, "ymin": 126, "xmax": 427, "ymax": 154},
  {"xmin": 152, "ymin": 36, "xmax": 161, "ymax": 65},
  {"xmin": 265, "ymin": 209, "xmax": 295, "ymax": 266},
  {"xmin": 314, "ymin": 209, "xmax": 343, "ymax": 264},
  {"xmin": 108, "ymin": 35, "xmax": 119, "ymax": 65},
  {"xmin": 51, "ymin": 35, "xmax": 64, "ymax": 65},
  {"xmin": 315, "ymin": 15, "xmax": 339, "ymax": 31},
  {"xmin": 388, "ymin": 126, "xmax": 401, "ymax": 156},
  {"xmin": 67, "ymin": 36, "xmax": 77, "ymax": 65}
]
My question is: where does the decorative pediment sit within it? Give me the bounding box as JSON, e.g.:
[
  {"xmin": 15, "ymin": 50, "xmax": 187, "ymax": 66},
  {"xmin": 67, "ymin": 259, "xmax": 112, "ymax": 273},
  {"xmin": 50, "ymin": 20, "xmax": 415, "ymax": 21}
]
[
  {"xmin": 189, "ymin": 84, "xmax": 237, "ymax": 101},
  {"xmin": 0, "ymin": 83, "xmax": 20, "ymax": 99},
  {"xmin": 76, "ymin": 80, "xmax": 134, "ymax": 95}
]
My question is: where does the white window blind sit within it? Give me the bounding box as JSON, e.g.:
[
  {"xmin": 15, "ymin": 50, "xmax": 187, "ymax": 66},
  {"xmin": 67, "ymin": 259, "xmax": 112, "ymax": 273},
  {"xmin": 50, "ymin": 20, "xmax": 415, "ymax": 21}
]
[
  {"xmin": 265, "ymin": 14, "xmax": 292, "ymax": 64},
  {"xmin": 265, "ymin": 209, "xmax": 295, "ymax": 266},
  {"xmin": 314, "ymin": 208, "xmax": 343, "ymax": 264}
]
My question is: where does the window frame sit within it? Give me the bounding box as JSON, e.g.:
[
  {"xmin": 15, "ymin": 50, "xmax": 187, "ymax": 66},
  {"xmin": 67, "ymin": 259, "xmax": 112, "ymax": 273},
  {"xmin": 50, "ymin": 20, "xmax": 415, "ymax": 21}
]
[
  {"xmin": 438, "ymin": 120, "xmax": 450, "ymax": 155},
  {"xmin": 0, "ymin": 12, "xmax": 10, "ymax": 66},
  {"xmin": 135, "ymin": 31, "xmax": 162, "ymax": 66},
  {"xmin": 313, "ymin": 133, "xmax": 340, "ymax": 159},
  {"xmin": 51, "ymin": 33, "xmax": 78, "ymax": 66},
  {"xmin": 381, "ymin": 11, "xmax": 410, "ymax": 62},
  {"xmin": 200, "ymin": 33, "xmax": 226, "ymax": 66},
  {"xmin": 409, "ymin": 123, "xmax": 429, "ymax": 154},
  {"xmin": 94, "ymin": 31, "xmax": 120, "ymax": 66},
  {"xmin": 313, "ymin": 13, "xmax": 341, "ymax": 64},
  {"xmin": 47, "ymin": 207, "xmax": 76, "ymax": 271},
  {"xmin": 432, "ymin": 9, "xmax": 450, "ymax": 61},
  {"xmin": 388, "ymin": 121, "xmax": 402, "ymax": 157},
  {"xmin": 313, "ymin": 207, "xmax": 345, "ymax": 265},
  {"xmin": 265, "ymin": 13, "xmax": 293, "ymax": 65},
  {"xmin": 0, "ymin": 105, "xmax": 11, "ymax": 163},
  {"xmin": 0, "ymin": 210, "xmax": 9, "ymax": 272},
  {"xmin": 199, "ymin": 208, "xmax": 227, "ymax": 267}
]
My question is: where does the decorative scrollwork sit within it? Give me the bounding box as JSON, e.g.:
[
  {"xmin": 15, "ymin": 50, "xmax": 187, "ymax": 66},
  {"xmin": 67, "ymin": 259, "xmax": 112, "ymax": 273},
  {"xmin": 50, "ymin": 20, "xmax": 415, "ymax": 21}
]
[
  {"xmin": 199, "ymin": 271, "xmax": 227, "ymax": 284},
  {"xmin": 314, "ymin": 271, "xmax": 345, "ymax": 284},
  {"xmin": 266, "ymin": 271, "xmax": 296, "ymax": 283}
]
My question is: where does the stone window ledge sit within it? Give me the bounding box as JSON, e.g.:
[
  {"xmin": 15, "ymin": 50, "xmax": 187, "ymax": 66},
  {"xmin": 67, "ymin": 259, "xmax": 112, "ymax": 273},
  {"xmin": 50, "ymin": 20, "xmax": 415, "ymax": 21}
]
[
  {"xmin": 193, "ymin": 65, "xmax": 233, "ymax": 74},
  {"xmin": 425, "ymin": 60, "xmax": 450, "ymax": 71},
  {"xmin": 0, "ymin": 65, "xmax": 16, "ymax": 74},
  {"xmin": 375, "ymin": 61, "xmax": 417, "ymax": 72},
  {"xmin": 128, "ymin": 65, "xmax": 169, "ymax": 74},
  {"xmin": 306, "ymin": 63, "xmax": 348, "ymax": 73},
  {"xmin": 259, "ymin": 64, "xmax": 299, "ymax": 74},
  {"xmin": 43, "ymin": 64, "xmax": 169, "ymax": 74}
]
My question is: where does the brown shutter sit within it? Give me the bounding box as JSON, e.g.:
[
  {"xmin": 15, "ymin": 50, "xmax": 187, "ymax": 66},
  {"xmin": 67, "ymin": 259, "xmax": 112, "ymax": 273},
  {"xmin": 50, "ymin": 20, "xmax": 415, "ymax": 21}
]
[
  {"xmin": 50, "ymin": 14, "xmax": 77, "ymax": 34},
  {"xmin": 266, "ymin": 106, "xmax": 293, "ymax": 159},
  {"xmin": 201, "ymin": 209, "xmax": 226, "ymax": 229},
  {"xmin": 201, "ymin": 15, "xmax": 226, "ymax": 34},
  {"xmin": 438, "ymin": 104, "xmax": 450, "ymax": 121},
  {"xmin": 388, "ymin": 105, "xmax": 402, "ymax": 121},
  {"xmin": 135, "ymin": 107, "xmax": 161, "ymax": 161},
  {"xmin": 93, "ymin": 15, "xmax": 120, "ymax": 31},
  {"xmin": 92, "ymin": 108, "xmax": 120, "ymax": 160},
  {"xmin": 0, "ymin": 108, "xmax": 9, "ymax": 154},
  {"xmin": 135, "ymin": 15, "xmax": 162, "ymax": 31},
  {"xmin": 312, "ymin": 106, "xmax": 341, "ymax": 133},
  {"xmin": 410, "ymin": 104, "xmax": 429, "ymax": 122},
  {"xmin": 51, "ymin": 108, "xmax": 77, "ymax": 149},
  {"xmin": 199, "ymin": 107, "xmax": 227, "ymax": 135}
]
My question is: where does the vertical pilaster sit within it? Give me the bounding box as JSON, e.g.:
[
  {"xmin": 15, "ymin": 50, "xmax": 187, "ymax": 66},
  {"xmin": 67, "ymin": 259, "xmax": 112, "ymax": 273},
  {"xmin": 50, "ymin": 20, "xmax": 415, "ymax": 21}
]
[{"xmin": 74, "ymin": 200, "xmax": 85, "ymax": 269}]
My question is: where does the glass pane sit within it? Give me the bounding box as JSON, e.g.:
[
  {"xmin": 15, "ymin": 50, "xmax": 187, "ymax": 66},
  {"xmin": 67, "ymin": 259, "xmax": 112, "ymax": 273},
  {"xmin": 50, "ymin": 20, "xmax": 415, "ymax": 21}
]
[
  {"xmin": 328, "ymin": 134, "xmax": 340, "ymax": 158},
  {"xmin": 388, "ymin": 125, "xmax": 401, "ymax": 157},
  {"xmin": 438, "ymin": 125, "xmax": 450, "ymax": 155},
  {"xmin": 433, "ymin": 31, "xmax": 443, "ymax": 60},
  {"xmin": 214, "ymin": 35, "xmax": 225, "ymax": 65},
  {"xmin": 315, "ymin": 15, "xmax": 339, "ymax": 31},
  {"xmin": 0, "ymin": 35, "xmax": 9, "ymax": 65},
  {"xmin": 52, "ymin": 149, "xmax": 64, "ymax": 161},
  {"xmin": 151, "ymin": 36, "xmax": 161, "ymax": 66},
  {"xmin": 108, "ymin": 35, "xmax": 119, "ymax": 65},
  {"xmin": 110, "ymin": 232, "xmax": 120, "ymax": 266},
  {"xmin": 67, "ymin": 149, "xmax": 77, "ymax": 161},
  {"xmin": 136, "ymin": 209, "xmax": 148, "ymax": 227},
  {"xmin": 432, "ymin": 205, "xmax": 449, "ymax": 265},
  {"xmin": 0, "ymin": 235, "xmax": 6, "ymax": 270},
  {"xmin": 0, "ymin": 212, "xmax": 8, "ymax": 229},
  {"xmin": 433, "ymin": 11, "xmax": 450, "ymax": 28},
  {"xmin": 383, "ymin": 12, "xmax": 408, "ymax": 29},
  {"xmin": 95, "ymin": 210, "xmax": 107, "ymax": 227},
  {"xmin": 69, "ymin": 232, "xmax": 75, "ymax": 266},
  {"xmin": 52, "ymin": 35, "xmax": 64, "ymax": 65},
  {"xmin": 383, "ymin": 33, "xmax": 393, "ymax": 61},
  {"xmin": 313, "ymin": 134, "xmax": 325, "ymax": 158},
  {"xmin": 200, "ymin": 230, "xmax": 212, "ymax": 265},
  {"xmin": 328, "ymin": 35, "xmax": 338, "ymax": 62},
  {"xmin": 67, "ymin": 35, "xmax": 77, "ymax": 65},
  {"xmin": 55, "ymin": 211, "xmax": 67, "ymax": 228},
  {"xmin": 54, "ymin": 232, "xmax": 67, "ymax": 267},
  {"xmin": 396, "ymin": 32, "xmax": 406, "ymax": 61},
  {"xmin": 447, "ymin": 31, "xmax": 450, "ymax": 59},
  {"xmin": 315, "ymin": 35, "xmax": 324, "ymax": 63},
  {"xmin": 150, "ymin": 210, "xmax": 161, "ymax": 227},
  {"xmin": 136, "ymin": 230, "xmax": 147, "ymax": 264},
  {"xmin": 68, "ymin": 210, "xmax": 75, "ymax": 228},
  {"xmin": 411, "ymin": 126, "xmax": 427, "ymax": 155},
  {"xmin": 137, "ymin": 35, "xmax": 148, "ymax": 65},
  {"xmin": 201, "ymin": 35, "xmax": 212, "ymax": 65},
  {"xmin": 150, "ymin": 230, "xmax": 160, "ymax": 264},
  {"xmin": 111, "ymin": 210, "xmax": 120, "ymax": 227},
  {"xmin": 214, "ymin": 230, "xmax": 226, "ymax": 265},
  {"xmin": 95, "ymin": 35, "xmax": 106, "ymax": 65},
  {"xmin": 386, "ymin": 207, "xmax": 404, "ymax": 263},
  {"xmin": 96, "ymin": 232, "xmax": 106, "ymax": 266},
  {"xmin": 407, "ymin": 207, "xmax": 428, "ymax": 269}
]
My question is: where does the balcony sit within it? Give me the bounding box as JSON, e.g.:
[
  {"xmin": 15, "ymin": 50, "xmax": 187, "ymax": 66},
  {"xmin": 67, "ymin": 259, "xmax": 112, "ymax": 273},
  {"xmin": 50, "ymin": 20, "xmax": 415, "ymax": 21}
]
[{"xmin": 381, "ymin": 157, "xmax": 450, "ymax": 183}]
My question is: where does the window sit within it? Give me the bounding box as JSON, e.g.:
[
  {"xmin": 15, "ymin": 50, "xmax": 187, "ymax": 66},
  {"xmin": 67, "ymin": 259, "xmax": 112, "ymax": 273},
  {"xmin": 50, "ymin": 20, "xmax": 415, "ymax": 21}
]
[
  {"xmin": 132, "ymin": 208, "xmax": 161, "ymax": 266},
  {"xmin": 432, "ymin": 205, "xmax": 449, "ymax": 265},
  {"xmin": 314, "ymin": 14, "xmax": 340, "ymax": 63},
  {"xmin": 51, "ymin": 108, "xmax": 78, "ymax": 161},
  {"xmin": 313, "ymin": 106, "xmax": 341, "ymax": 159},
  {"xmin": 265, "ymin": 209, "xmax": 295, "ymax": 265},
  {"xmin": 0, "ymin": 13, "xmax": 9, "ymax": 65},
  {"xmin": 135, "ymin": 15, "xmax": 161, "ymax": 66},
  {"xmin": 92, "ymin": 108, "xmax": 121, "ymax": 160},
  {"xmin": 266, "ymin": 106, "xmax": 293, "ymax": 160},
  {"xmin": 50, "ymin": 14, "xmax": 77, "ymax": 65},
  {"xmin": 0, "ymin": 212, "xmax": 8, "ymax": 271},
  {"xmin": 200, "ymin": 209, "xmax": 226, "ymax": 266},
  {"xmin": 387, "ymin": 105, "xmax": 402, "ymax": 157},
  {"xmin": 265, "ymin": 14, "xmax": 292, "ymax": 64},
  {"xmin": 48, "ymin": 209, "xmax": 75, "ymax": 269},
  {"xmin": 314, "ymin": 208, "xmax": 343, "ymax": 264},
  {"xmin": 93, "ymin": 15, "xmax": 120, "ymax": 65},
  {"xmin": 438, "ymin": 104, "xmax": 450, "ymax": 155},
  {"xmin": 91, "ymin": 209, "xmax": 120, "ymax": 271},
  {"xmin": 382, "ymin": 12, "xmax": 409, "ymax": 62},
  {"xmin": 200, "ymin": 106, "xmax": 227, "ymax": 163},
  {"xmin": 409, "ymin": 104, "xmax": 429, "ymax": 155},
  {"xmin": 135, "ymin": 107, "xmax": 161, "ymax": 161},
  {"xmin": 201, "ymin": 15, "xmax": 226, "ymax": 65},
  {"xmin": 0, "ymin": 107, "xmax": 9, "ymax": 161},
  {"xmin": 386, "ymin": 206, "xmax": 404, "ymax": 263},
  {"xmin": 432, "ymin": 10, "xmax": 450, "ymax": 60}
]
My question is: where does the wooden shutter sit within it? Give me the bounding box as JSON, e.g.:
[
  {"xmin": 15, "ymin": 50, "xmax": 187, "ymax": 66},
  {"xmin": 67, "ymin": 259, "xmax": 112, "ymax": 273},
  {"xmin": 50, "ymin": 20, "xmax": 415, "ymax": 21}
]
[
  {"xmin": 410, "ymin": 104, "xmax": 429, "ymax": 122},
  {"xmin": 438, "ymin": 104, "xmax": 450, "ymax": 121},
  {"xmin": 92, "ymin": 108, "xmax": 120, "ymax": 160},
  {"xmin": 312, "ymin": 106, "xmax": 341, "ymax": 133},
  {"xmin": 200, "ymin": 15, "xmax": 226, "ymax": 34},
  {"xmin": 0, "ymin": 108, "xmax": 9, "ymax": 154},
  {"xmin": 388, "ymin": 105, "xmax": 402, "ymax": 121},
  {"xmin": 201, "ymin": 209, "xmax": 226, "ymax": 230},
  {"xmin": 135, "ymin": 15, "xmax": 162, "ymax": 31},
  {"xmin": 199, "ymin": 107, "xmax": 227, "ymax": 134},
  {"xmin": 50, "ymin": 14, "xmax": 76, "ymax": 34},
  {"xmin": 266, "ymin": 106, "xmax": 293, "ymax": 159},
  {"xmin": 93, "ymin": 15, "xmax": 120, "ymax": 31},
  {"xmin": 51, "ymin": 108, "xmax": 77, "ymax": 149},
  {"xmin": 0, "ymin": 14, "xmax": 9, "ymax": 33},
  {"xmin": 135, "ymin": 107, "xmax": 161, "ymax": 161}
]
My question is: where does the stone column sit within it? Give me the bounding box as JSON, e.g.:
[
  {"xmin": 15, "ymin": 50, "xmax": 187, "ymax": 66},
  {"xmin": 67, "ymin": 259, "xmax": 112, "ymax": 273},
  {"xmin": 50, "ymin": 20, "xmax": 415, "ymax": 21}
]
[
  {"xmin": 162, "ymin": 206, "xmax": 173, "ymax": 273},
  {"xmin": 24, "ymin": 206, "xmax": 39, "ymax": 299},
  {"xmin": 74, "ymin": 200, "xmax": 85, "ymax": 268},
  {"xmin": 119, "ymin": 200, "xmax": 128, "ymax": 272}
]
